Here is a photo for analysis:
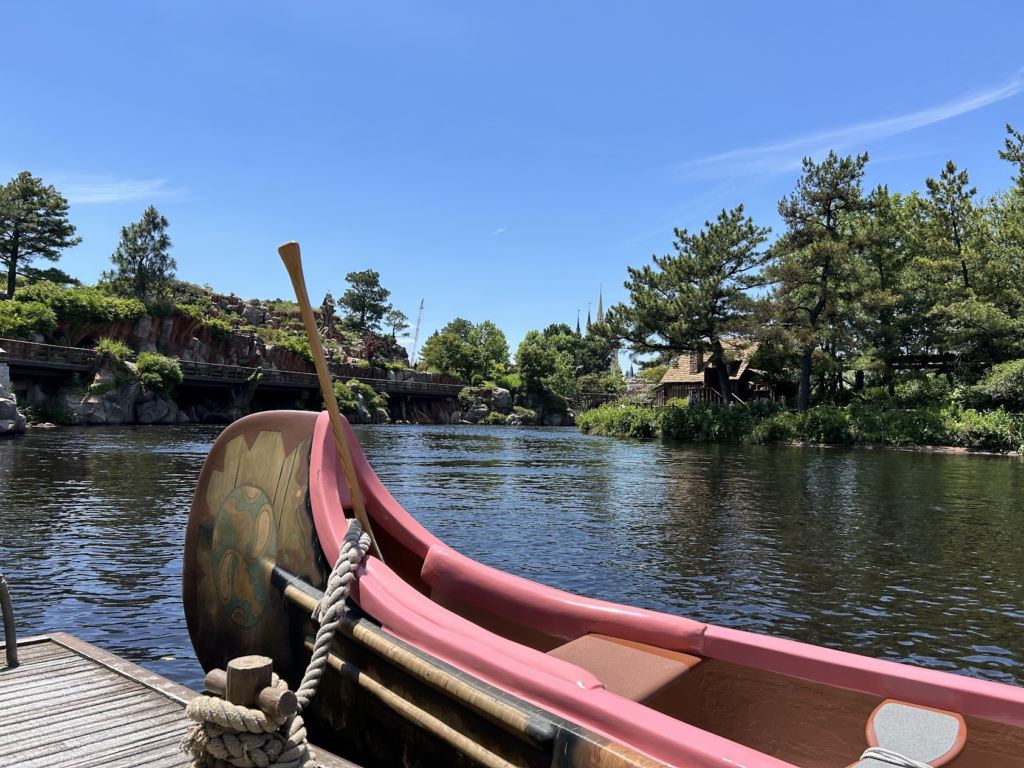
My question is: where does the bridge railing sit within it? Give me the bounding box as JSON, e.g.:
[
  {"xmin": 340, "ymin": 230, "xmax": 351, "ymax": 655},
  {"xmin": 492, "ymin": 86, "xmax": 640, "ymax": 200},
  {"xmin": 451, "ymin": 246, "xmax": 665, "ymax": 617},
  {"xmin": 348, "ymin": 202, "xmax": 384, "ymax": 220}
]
[
  {"xmin": 0, "ymin": 338, "xmax": 99, "ymax": 368},
  {"xmin": 0, "ymin": 337, "xmax": 465, "ymax": 397}
]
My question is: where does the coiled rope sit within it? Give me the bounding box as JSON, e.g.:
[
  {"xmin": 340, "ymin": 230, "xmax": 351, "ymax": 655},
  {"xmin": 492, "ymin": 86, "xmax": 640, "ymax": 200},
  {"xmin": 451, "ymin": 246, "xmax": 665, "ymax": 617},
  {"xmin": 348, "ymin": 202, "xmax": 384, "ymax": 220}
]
[{"xmin": 182, "ymin": 519, "xmax": 372, "ymax": 768}]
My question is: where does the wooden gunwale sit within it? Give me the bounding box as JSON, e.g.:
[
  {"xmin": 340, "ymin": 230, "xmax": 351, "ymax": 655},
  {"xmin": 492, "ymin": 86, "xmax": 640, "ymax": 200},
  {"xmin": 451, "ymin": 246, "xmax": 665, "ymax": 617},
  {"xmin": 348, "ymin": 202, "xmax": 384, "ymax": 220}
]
[
  {"xmin": 305, "ymin": 637, "xmax": 518, "ymax": 768},
  {"xmin": 278, "ymin": 569, "xmax": 668, "ymax": 768},
  {"xmin": 277, "ymin": 568, "xmax": 554, "ymax": 748}
]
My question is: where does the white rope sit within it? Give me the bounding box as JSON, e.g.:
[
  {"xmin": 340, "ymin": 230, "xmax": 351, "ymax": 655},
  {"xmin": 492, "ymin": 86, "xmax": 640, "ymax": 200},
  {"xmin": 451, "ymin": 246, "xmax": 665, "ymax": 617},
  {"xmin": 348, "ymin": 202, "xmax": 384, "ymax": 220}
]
[
  {"xmin": 182, "ymin": 518, "xmax": 371, "ymax": 768},
  {"xmin": 859, "ymin": 747, "xmax": 933, "ymax": 768}
]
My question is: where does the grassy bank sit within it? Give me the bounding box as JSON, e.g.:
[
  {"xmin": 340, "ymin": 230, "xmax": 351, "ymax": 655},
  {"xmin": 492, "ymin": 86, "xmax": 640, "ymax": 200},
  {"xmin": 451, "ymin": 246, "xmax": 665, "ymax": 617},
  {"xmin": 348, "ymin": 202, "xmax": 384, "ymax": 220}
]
[{"xmin": 577, "ymin": 399, "xmax": 1024, "ymax": 453}]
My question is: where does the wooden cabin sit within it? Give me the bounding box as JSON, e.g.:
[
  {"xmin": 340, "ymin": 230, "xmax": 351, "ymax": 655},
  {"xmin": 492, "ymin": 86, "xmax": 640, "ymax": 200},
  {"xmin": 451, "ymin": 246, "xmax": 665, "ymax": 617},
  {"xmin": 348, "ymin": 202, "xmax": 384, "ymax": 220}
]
[{"xmin": 652, "ymin": 340, "xmax": 775, "ymax": 406}]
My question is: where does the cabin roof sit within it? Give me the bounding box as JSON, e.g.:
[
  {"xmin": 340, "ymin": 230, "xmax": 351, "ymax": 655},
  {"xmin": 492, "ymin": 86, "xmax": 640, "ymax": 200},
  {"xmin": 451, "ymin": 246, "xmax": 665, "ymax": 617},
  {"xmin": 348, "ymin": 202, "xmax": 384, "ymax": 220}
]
[{"xmin": 657, "ymin": 339, "xmax": 758, "ymax": 386}]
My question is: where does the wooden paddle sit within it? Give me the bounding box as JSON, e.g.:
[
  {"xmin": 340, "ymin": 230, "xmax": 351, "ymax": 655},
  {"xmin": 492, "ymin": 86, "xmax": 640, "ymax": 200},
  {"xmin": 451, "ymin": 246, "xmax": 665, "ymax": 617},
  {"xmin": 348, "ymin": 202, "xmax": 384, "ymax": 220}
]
[{"xmin": 278, "ymin": 241, "xmax": 384, "ymax": 562}]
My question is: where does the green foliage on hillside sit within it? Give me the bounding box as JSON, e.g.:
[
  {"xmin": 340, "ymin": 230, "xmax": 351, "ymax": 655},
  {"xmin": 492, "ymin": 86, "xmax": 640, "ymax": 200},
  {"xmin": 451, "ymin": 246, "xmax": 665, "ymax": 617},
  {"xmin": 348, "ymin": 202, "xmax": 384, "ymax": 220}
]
[
  {"xmin": 15, "ymin": 282, "xmax": 146, "ymax": 328},
  {"xmin": 135, "ymin": 352, "xmax": 183, "ymax": 393},
  {"xmin": 93, "ymin": 337, "xmax": 132, "ymax": 364},
  {"xmin": 0, "ymin": 300, "xmax": 57, "ymax": 337},
  {"xmin": 333, "ymin": 378, "xmax": 388, "ymax": 417}
]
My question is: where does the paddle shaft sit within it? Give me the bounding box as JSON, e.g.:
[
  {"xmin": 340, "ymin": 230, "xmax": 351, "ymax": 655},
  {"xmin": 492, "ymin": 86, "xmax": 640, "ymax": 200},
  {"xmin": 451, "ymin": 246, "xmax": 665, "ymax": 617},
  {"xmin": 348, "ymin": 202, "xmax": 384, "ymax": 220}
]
[{"xmin": 278, "ymin": 241, "xmax": 383, "ymax": 562}]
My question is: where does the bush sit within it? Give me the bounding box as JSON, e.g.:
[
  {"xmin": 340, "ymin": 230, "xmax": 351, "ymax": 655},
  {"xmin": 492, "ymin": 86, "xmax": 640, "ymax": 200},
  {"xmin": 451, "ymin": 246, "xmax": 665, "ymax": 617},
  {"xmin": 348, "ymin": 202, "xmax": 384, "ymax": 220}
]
[
  {"xmin": 511, "ymin": 406, "xmax": 539, "ymax": 426},
  {"xmin": 199, "ymin": 318, "xmax": 234, "ymax": 343},
  {"xmin": 495, "ymin": 373, "xmax": 523, "ymax": 395},
  {"xmin": 0, "ymin": 300, "xmax": 57, "ymax": 337},
  {"xmin": 94, "ymin": 337, "xmax": 132, "ymax": 364},
  {"xmin": 660, "ymin": 400, "xmax": 784, "ymax": 442},
  {"xmin": 16, "ymin": 282, "xmax": 145, "ymax": 325},
  {"xmin": 252, "ymin": 327, "xmax": 313, "ymax": 363},
  {"xmin": 334, "ymin": 379, "xmax": 388, "ymax": 416},
  {"xmin": 483, "ymin": 411, "xmax": 508, "ymax": 425},
  {"xmin": 457, "ymin": 387, "xmax": 478, "ymax": 408},
  {"xmin": 135, "ymin": 352, "xmax": 183, "ymax": 393},
  {"xmin": 576, "ymin": 403, "xmax": 659, "ymax": 438},
  {"xmin": 23, "ymin": 400, "xmax": 78, "ymax": 426},
  {"xmin": 577, "ymin": 372, "xmax": 625, "ymax": 394},
  {"xmin": 788, "ymin": 405, "xmax": 851, "ymax": 444},
  {"xmin": 971, "ymin": 360, "xmax": 1024, "ymax": 412},
  {"xmin": 944, "ymin": 407, "xmax": 1024, "ymax": 451},
  {"xmin": 847, "ymin": 404, "xmax": 947, "ymax": 446}
]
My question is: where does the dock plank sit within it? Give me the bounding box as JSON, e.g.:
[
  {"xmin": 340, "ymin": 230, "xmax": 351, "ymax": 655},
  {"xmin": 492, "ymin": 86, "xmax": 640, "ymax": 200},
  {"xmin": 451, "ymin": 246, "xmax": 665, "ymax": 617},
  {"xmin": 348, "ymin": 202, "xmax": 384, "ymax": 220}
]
[{"xmin": 0, "ymin": 633, "xmax": 360, "ymax": 767}]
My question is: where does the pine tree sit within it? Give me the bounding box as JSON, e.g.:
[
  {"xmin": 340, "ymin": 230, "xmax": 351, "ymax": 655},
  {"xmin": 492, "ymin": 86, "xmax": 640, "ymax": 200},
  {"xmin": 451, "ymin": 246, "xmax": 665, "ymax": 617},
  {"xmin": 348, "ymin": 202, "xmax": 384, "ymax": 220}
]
[
  {"xmin": 0, "ymin": 172, "xmax": 81, "ymax": 299},
  {"xmin": 338, "ymin": 269, "xmax": 391, "ymax": 331},
  {"xmin": 601, "ymin": 205, "xmax": 771, "ymax": 406},
  {"xmin": 104, "ymin": 206, "xmax": 175, "ymax": 301},
  {"xmin": 767, "ymin": 151, "xmax": 869, "ymax": 411}
]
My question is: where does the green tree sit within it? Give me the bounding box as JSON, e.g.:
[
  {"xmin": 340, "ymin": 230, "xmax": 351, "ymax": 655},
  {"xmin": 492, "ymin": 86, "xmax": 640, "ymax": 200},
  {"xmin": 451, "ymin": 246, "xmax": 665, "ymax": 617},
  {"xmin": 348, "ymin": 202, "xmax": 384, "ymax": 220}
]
[
  {"xmin": 383, "ymin": 308, "xmax": 410, "ymax": 343},
  {"xmin": 104, "ymin": 206, "xmax": 175, "ymax": 301},
  {"xmin": 419, "ymin": 318, "xmax": 509, "ymax": 383},
  {"xmin": 601, "ymin": 205, "xmax": 771, "ymax": 406},
  {"xmin": 999, "ymin": 123, "xmax": 1024, "ymax": 187},
  {"xmin": 850, "ymin": 187, "xmax": 921, "ymax": 393},
  {"xmin": 922, "ymin": 160, "xmax": 984, "ymax": 291},
  {"xmin": 0, "ymin": 172, "xmax": 81, "ymax": 300},
  {"xmin": 475, "ymin": 320, "xmax": 510, "ymax": 380},
  {"xmin": 338, "ymin": 269, "xmax": 391, "ymax": 331},
  {"xmin": 767, "ymin": 151, "xmax": 870, "ymax": 411}
]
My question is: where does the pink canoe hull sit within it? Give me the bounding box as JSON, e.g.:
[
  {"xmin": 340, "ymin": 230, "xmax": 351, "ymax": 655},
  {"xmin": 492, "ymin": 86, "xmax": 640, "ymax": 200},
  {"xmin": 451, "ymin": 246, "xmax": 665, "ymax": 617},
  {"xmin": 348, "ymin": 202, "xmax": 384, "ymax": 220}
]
[{"xmin": 308, "ymin": 413, "xmax": 1024, "ymax": 768}]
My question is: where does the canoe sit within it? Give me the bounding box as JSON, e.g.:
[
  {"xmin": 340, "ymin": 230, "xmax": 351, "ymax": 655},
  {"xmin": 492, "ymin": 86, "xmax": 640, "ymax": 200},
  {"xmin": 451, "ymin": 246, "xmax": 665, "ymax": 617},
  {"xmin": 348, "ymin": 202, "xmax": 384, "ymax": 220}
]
[{"xmin": 183, "ymin": 410, "xmax": 1024, "ymax": 768}]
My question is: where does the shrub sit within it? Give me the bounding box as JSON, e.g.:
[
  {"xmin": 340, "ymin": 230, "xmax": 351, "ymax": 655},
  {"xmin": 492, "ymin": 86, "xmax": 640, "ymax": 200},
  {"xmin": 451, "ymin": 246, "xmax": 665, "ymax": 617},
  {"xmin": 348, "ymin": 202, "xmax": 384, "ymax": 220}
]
[
  {"xmin": 199, "ymin": 318, "xmax": 234, "ymax": 343},
  {"xmin": 94, "ymin": 337, "xmax": 132, "ymax": 364},
  {"xmin": 135, "ymin": 352, "xmax": 183, "ymax": 393},
  {"xmin": 578, "ymin": 372, "xmax": 625, "ymax": 394},
  {"xmin": 847, "ymin": 404, "xmax": 947, "ymax": 446},
  {"xmin": 253, "ymin": 327, "xmax": 313, "ymax": 363},
  {"xmin": 511, "ymin": 406, "xmax": 539, "ymax": 426},
  {"xmin": 483, "ymin": 411, "xmax": 508, "ymax": 425},
  {"xmin": 0, "ymin": 300, "xmax": 57, "ymax": 337},
  {"xmin": 532, "ymin": 386, "xmax": 568, "ymax": 418},
  {"xmin": 23, "ymin": 400, "xmax": 78, "ymax": 426},
  {"xmin": 971, "ymin": 360, "xmax": 1024, "ymax": 413},
  {"xmin": 659, "ymin": 400, "xmax": 778, "ymax": 443},
  {"xmin": 495, "ymin": 373, "xmax": 523, "ymax": 395},
  {"xmin": 943, "ymin": 407, "xmax": 1024, "ymax": 452},
  {"xmin": 457, "ymin": 387, "xmax": 478, "ymax": 408},
  {"xmin": 789, "ymin": 405, "xmax": 851, "ymax": 444},
  {"xmin": 334, "ymin": 379, "xmax": 388, "ymax": 416},
  {"xmin": 749, "ymin": 412, "xmax": 797, "ymax": 444},
  {"xmin": 16, "ymin": 282, "xmax": 145, "ymax": 325},
  {"xmin": 576, "ymin": 403, "xmax": 659, "ymax": 438}
]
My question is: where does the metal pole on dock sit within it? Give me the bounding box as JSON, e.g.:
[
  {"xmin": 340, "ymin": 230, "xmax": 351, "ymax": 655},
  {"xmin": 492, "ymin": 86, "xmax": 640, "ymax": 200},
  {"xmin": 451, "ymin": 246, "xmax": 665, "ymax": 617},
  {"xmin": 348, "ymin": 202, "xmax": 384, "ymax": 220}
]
[{"xmin": 0, "ymin": 572, "xmax": 18, "ymax": 667}]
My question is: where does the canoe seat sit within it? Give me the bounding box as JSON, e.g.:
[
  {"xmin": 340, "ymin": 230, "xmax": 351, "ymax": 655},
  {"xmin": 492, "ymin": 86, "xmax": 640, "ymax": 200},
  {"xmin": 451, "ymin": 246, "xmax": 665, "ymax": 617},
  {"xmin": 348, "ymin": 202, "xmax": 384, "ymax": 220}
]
[
  {"xmin": 547, "ymin": 634, "xmax": 701, "ymax": 703},
  {"xmin": 847, "ymin": 699, "xmax": 966, "ymax": 768}
]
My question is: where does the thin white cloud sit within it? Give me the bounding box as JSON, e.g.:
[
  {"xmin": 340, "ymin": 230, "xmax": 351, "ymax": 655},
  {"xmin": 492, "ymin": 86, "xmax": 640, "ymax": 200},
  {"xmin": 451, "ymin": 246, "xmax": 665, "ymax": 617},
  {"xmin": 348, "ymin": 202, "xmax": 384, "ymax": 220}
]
[
  {"xmin": 680, "ymin": 69, "xmax": 1024, "ymax": 180},
  {"xmin": 57, "ymin": 176, "xmax": 186, "ymax": 204},
  {"xmin": 493, "ymin": 227, "xmax": 507, "ymax": 234}
]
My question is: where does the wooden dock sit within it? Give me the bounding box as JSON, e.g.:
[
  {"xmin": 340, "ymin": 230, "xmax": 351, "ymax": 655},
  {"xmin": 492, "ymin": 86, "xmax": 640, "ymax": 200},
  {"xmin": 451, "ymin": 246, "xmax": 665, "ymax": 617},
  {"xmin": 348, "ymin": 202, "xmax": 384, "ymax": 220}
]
[{"xmin": 0, "ymin": 632, "xmax": 358, "ymax": 768}]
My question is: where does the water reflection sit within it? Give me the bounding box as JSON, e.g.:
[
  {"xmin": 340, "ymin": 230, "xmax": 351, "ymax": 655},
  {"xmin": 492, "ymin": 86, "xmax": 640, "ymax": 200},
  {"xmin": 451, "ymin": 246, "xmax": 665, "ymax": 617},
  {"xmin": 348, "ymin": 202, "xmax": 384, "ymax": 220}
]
[{"xmin": 1, "ymin": 424, "xmax": 1022, "ymax": 692}]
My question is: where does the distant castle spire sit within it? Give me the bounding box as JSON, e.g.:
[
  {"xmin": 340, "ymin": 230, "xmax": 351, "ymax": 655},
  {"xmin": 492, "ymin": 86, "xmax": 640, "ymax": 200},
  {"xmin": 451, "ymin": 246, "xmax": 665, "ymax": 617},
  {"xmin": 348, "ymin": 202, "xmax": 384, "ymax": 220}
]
[
  {"xmin": 576, "ymin": 309, "xmax": 581, "ymax": 336},
  {"xmin": 586, "ymin": 302, "xmax": 592, "ymax": 333},
  {"xmin": 596, "ymin": 285, "xmax": 604, "ymax": 325}
]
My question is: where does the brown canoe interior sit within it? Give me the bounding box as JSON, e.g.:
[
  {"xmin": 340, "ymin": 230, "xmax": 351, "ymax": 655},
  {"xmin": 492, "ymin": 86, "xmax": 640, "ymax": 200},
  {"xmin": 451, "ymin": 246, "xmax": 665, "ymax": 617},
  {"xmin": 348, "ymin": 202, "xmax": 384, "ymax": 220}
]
[{"xmin": 369, "ymin": 513, "xmax": 1024, "ymax": 768}]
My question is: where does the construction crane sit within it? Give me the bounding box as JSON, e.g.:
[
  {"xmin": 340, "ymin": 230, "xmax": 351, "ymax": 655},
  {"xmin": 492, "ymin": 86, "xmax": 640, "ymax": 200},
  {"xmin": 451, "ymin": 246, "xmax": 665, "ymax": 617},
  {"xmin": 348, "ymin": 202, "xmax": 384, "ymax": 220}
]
[{"xmin": 410, "ymin": 299, "xmax": 425, "ymax": 366}]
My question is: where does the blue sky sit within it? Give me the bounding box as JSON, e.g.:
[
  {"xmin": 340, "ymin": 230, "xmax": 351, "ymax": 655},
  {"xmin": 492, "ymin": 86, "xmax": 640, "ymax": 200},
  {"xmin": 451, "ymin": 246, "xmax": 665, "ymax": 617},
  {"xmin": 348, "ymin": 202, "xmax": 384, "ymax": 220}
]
[{"xmin": 3, "ymin": 1, "xmax": 1023, "ymax": 361}]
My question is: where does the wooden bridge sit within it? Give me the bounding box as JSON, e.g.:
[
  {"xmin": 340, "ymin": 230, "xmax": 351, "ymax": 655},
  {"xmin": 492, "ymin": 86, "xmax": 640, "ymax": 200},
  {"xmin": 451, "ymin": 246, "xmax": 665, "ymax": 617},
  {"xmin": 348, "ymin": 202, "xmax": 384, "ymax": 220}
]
[{"xmin": 0, "ymin": 338, "xmax": 465, "ymax": 399}]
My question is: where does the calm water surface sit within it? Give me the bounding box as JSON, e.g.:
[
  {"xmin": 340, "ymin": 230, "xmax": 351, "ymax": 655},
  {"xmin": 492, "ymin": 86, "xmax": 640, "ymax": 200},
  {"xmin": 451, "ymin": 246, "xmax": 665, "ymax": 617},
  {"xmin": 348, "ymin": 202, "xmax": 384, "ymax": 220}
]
[{"xmin": 1, "ymin": 424, "xmax": 1023, "ymax": 692}]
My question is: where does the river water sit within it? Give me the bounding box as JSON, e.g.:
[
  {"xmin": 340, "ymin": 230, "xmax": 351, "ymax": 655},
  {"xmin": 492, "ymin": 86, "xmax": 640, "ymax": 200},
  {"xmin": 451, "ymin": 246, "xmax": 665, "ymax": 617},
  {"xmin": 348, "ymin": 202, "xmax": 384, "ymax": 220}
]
[{"xmin": 1, "ymin": 424, "xmax": 1023, "ymax": 693}]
